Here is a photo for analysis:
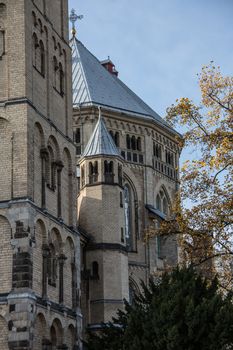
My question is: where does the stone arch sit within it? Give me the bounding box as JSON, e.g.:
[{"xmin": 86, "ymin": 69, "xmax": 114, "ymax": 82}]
[
  {"xmin": 64, "ymin": 236, "xmax": 75, "ymax": 308},
  {"xmin": 67, "ymin": 324, "xmax": 76, "ymax": 350},
  {"xmin": 33, "ymin": 219, "xmax": 47, "ymax": 295},
  {"xmin": 0, "ymin": 118, "xmax": 11, "ymax": 200},
  {"xmin": 49, "ymin": 227, "xmax": 62, "ymax": 253},
  {"xmin": 50, "ymin": 318, "xmax": 63, "ymax": 347},
  {"xmin": 62, "ymin": 147, "xmax": 73, "ymax": 225},
  {"xmin": 33, "ymin": 313, "xmax": 47, "ymax": 350},
  {"xmin": 47, "ymin": 135, "xmax": 61, "ymax": 161},
  {"xmin": 0, "ymin": 215, "xmax": 12, "ymax": 293},
  {"xmin": 0, "ymin": 315, "xmax": 9, "ymax": 349}
]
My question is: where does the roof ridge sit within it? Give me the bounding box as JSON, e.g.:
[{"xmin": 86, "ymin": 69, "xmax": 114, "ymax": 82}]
[{"xmin": 71, "ymin": 37, "xmax": 92, "ymax": 104}]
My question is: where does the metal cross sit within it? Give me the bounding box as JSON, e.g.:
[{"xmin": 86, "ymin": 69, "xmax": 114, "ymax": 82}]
[{"xmin": 69, "ymin": 9, "xmax": 83, "ymax": 36}]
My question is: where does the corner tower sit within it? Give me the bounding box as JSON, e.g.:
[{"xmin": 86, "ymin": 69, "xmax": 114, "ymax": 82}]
[
  {"xmin": 0, "ymin": 1, "xmax": 81, "ymax": 349},
  {"xmin": 78, "ymin": 109, "xmax": 129, "ymax": 328}
]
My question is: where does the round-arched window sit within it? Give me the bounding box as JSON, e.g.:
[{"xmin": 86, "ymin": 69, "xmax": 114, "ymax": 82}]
[{"xmin": 124, "ymin": 185, "xmax": 131, "ymax": 240}]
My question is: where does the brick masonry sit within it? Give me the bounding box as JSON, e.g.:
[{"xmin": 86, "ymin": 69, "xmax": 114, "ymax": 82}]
[{"xmin": 0, "ymin": 0, "xmax": 81, "ymax": 349}]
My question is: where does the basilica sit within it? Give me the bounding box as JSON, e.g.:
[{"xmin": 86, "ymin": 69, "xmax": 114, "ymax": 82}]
[{"xmin": 0, "ymin": 1, "xmax": 180, "ymax": 349}]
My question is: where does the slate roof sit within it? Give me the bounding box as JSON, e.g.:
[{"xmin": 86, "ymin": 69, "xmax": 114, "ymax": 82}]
[
  {"xmin": 81, "ymin": 111, "xmax": 120, "ymax": 158},
  {"xmin": 70, "ymin": 36, "xmax": 174, "ymax": 131}
]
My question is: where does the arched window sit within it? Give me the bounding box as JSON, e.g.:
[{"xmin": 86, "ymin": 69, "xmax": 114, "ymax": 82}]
[
  {"xmin": 124, "ymin": 182, "xmax": 138, "ymax": 251},
  {"xmin": 156, "ymin": 188, "xmax": 170, "ymax": 215},
  {"xmin": 89, "ymin": 161, "xmax": 98, "ymax": 184},
  {"xmin": 124, "ymin": 185, "xmax": 131, "ymax": 243},
  {"xmin": 131, "ymin": 136, "xmax": 136, "ymax": 150},
  {"xmin": 32, "ymin": 33, "xmax": 39, "ymax": 68},
  {"xmin": 115, "ymin": 132, "xmax": 120, "ymax": 147},
  {"xmin": 153, "ymin": 142, "xmax": 156, "ymax": 156},
  {"xmin": 137, "ymin": 137, "xmax": 141, "ymax": 151},
  {"xmin": 89, "ymin": 162, "xmax": 94, "ymax": 175},
  {"xmin": 59, "ymin": 63, "xmax": 64, "ymax": 96},
  {"xmin": 53, "ymin": 56, "xmax": 58, "ymax": 89},
  {"xmin": 104, "ymin": 160, "xmax": 114, "ymax": 183},
  {"xmin": 39, "ymin": 40, "xmax": 45, "ymax": 76},
  {"xmin": 94, "ymin": 161, "xmax": 98, "ymax": 174},
  {"xmin": 126, "ymin": 134, "xmax": 131, "ymax": 149}
]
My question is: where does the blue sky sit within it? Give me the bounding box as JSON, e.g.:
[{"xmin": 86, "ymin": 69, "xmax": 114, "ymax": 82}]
[{"xmin": 69, "ymin": 0, "xmax": 232, "ymax": 164}]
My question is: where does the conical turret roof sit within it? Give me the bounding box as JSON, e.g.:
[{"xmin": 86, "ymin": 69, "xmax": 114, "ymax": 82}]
[{"xmin": 81, "ymin": 111, "xmax": 120, "ymax": 158}]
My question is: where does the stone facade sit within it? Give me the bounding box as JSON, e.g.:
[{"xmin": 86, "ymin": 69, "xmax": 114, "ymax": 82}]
[
  {"xmin": 0, "ymin": 1, "xmax": 81, "ymax": 349},
  {"xmin": 75, "ymin": 104, "xmax": 180, "ymax": 331}
]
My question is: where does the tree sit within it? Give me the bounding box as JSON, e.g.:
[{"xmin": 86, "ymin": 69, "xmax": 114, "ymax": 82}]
[
  {"xmin": 87, "ymin": 268, "xmax": 233, "ymax": 350},
  {"xmin": 151, "ymin": 63, "xmax": 233, "ymax": 288}
]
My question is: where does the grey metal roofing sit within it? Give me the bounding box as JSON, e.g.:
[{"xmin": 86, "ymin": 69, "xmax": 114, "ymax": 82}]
[
  {"xmin": 81, "ymin": 113, "xmax": 120, "ymax": 158},
  {"xmin": 145, "ymin": 204, "xmax": 166, "ymax": 220},
  {"xmin": 70, "ymin": 36, "xmax": 172, "ymax": 129}
]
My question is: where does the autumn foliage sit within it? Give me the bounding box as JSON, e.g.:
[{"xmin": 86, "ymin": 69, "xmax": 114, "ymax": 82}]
[{"xmin": 157, "ymin": 63, "xmax": 233, "ymax": 288}]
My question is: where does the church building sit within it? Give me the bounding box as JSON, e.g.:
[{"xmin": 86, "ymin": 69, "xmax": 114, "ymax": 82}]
[
  {"xmin": 0, "ymin": 1, "xmax": 180, "ymax": 348},
  {"xmin": 70, "ymin": 16, "xmax": 180, "ymax": 332}
]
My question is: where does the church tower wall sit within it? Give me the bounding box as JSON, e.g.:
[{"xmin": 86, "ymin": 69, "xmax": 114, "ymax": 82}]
[{"xmin": 0, "ymin": 1, "xmax": 81, "ymax": 349}]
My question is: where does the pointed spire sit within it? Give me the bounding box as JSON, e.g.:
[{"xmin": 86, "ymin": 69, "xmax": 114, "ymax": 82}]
[
  {"xmin": 81, "ymin": 109, "xmax": 120, "ymax": 159},
  {"xmin": 69, "ymin": 9, "xmax": 83, "ymax": 37}
]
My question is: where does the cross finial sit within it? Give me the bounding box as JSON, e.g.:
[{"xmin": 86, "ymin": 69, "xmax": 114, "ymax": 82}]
[
  {"xmin": 69, "ymin": 9, "xmax": 83, "ymax": 37},
  {"xmin": 98, "ymin": 106, "xmax": 102, "ymax": 121}
]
